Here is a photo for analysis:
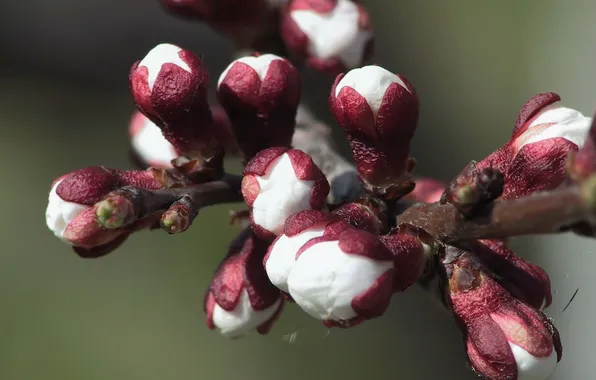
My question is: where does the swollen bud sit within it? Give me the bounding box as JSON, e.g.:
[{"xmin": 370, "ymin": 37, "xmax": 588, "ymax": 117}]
[
  {"xmin": 330, "ymin": 65, "xmax": 419, "ymax": 195},
  {"xmin": 45, "ymin": 167, "xmax": 162, "ymax": 257},
  {"xmin": 287, "ymin": 228, "xmax": 394, "ymax": 327},
  {"xmin": 444, "ymin": 248, "xmax": 562, "ymax": 380},
  {"xmin": 217, "ymin": 53, "xmax": 300, "ymax": 160},
  {"xmin": 205, "ymin": 230, "xmax": 283, "ymax": 338},
  {"xmin": 281, "ymin": 0, "xmax": 373, "ymax": 74},
  {"xmin": 478, "ymin": 92, "xmax": 591, "ymax": 199},
  {"xmin": 130, "ymin": 43, "xmax": 217, "ymax": 159},
  {"xmin": 242, "ymin": 147, "xmax": 330, "ymax": 239},
  {"xmin": 129, "ymin": 111, "xmax": 179, "ymax": 168}
]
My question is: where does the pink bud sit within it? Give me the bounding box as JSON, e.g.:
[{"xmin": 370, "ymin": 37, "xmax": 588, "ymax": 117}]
[
  {"xmin": 159, "ymin": 0, "xmax": 283, "ymax": 48},
  {"xmin": 130, "ymin": 43, "xmax": 217, "ymax": 158},
  {"xmin": 281, "ymin": 0, "xmax": 373, "ymax": 74},
  {"xmin": 287, "ymin": 228, "xmax": 394, "ymax": 327},
  {"xmin": 446, "ymin": 251, "xmax": 562, "ymax": 380},
  {"xmin": 470, "ymin": 239, "xmax": 552, "ymax": 310},
  {"xmin": 217, "ymin": 53, "xmax": 300, "ymax": 159},
  {"xmin": 381, "ymin": 229, "xmax": 431, "ymax": 292},
  {"xmin": 129, "ymin": 111, "xmax": 178, "ymax": 168},
  {"xmin": 205, "ymin": 230, "xmax": 283, "ymax": 338},
  {"xmin": 242, "ymin": 147, "xmax": 330, "ymax": 239},
  {"xmin": 570, "ymin": 113, "xmax": 596, "ymax": 181},
  {"xmin": 478, "ymin": 93, "xmax": 591, "ymax": 199},
  {"xmin": 45, "ymin": 167, "xmax": 162, "ymax": 255},
  {"xmin": 264, "ymin": 210, "xmax": 348, "ymax": 293},
  {"xmin": 330, "ymin": 65, "xmax": 419, "ymax": 190},
  {"xmin": 405, "ymin": 178, "xmax": 445, "ymax": 203}
]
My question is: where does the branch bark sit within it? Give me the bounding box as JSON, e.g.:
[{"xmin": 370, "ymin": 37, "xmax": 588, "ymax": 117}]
[{"xmin": 397, "ymin": 180, "xmax": 596, "ymax": 243}]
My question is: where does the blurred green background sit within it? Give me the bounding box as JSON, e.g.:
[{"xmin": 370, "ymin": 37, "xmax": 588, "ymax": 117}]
[{"xmin": 0, "ymin": 1, "xmax": 594, "ymax": 379}]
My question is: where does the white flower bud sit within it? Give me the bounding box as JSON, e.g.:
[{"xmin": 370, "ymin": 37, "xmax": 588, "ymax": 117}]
[
  {"xmin": 211, "ymin": 290, "xmax": 282, "ymax": 339},
  {"xmin": 138, "ymin": 43, "xmax": 192, "ymax": 91},
  {"xmin": 45, "ymin": 180, "xmax": 89, "ymax": 243},
  {"xmin": 509, "ymin": 342, "xmax": 558, "ymax": 380}
]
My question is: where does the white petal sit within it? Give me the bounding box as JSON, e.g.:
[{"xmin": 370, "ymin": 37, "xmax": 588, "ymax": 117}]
[
  {"xmin": 335, "ymin": 65, "xmax": 407, "ymax": 115},
  {"xmin": 211, "ymin": 290, "xmax": 281, "ymax": 338},
  {"xmin": 131, "ymin": 117, "xmax": 177, "ymax": 167},
  {"xmin": 287, "ymin": 240, "xmax": 393, "ymax": 321},
  {"xmin": 217, "ymin": 54, "xmax": 283, "ymax": 88},
  {"xmin": 45, "ymin": 180, "xmax": 90, "ymax": 243},
  {"xmin": 518, "ymin": 106, "xmax": 592, "ymax": 149},
  {"xmin": 251, "ymin": 153, "xmax": 315, "ymax": 235},
  {"xmin": 139, "ymin": 43, "xmax": 192, "ymax": 91},
  {"xmin": 265, "ymin": 225, "xmax": 326, "ymax": 292},
  {"xmin": 291, "ymin": 0, "xmax": 371, "ymax": 68},
  {"xmin": 509, "ymin": 342, "xmax": 558, "ymax": 380}
]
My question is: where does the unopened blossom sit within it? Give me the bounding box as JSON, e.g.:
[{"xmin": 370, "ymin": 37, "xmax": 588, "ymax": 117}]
[
  {"xmin": 281, "ymin": 0, "xmax": 373, "ymax": 74},
  {"xmin": 217, "ymin": 53, "xmax": 300, "ymax": 159},
  {"xmin": 242, "ymin": 147, "xmax": 330, "ymax": 239},
  {"xmin": 287, "ymin": 228, "xmax": 394, "ymax": 327},
  {"xmin": 330, "ymin": 65, "xmax": 419, "ymax": 192},
  {"xmin": 205, "ymin": 229, "xmax": 283, "ymax": 338},
  {"xmin": 129, "ymin": 111, "xmax": 178, "ymax": 168},
  {"xmin": 445, "ymin": 249, "xmax": 562, "ymax": 380},
  {"xmin": 478, "ymin": 92, "xmax": 591, "ymax": 199},
  {"xmin": 159, "ymin": 0, "xmax": 284, "ymax": 48},
  {"xmin": 264, "ymin": 210, "xmax": 348, "ymax": 293},
  {"xmin": 470, "ymin": 239, "xmax": 552, "ymax": 310},
  {"xmin": 381, "ymin": 228, "xmax": 432, "ymax": 292},
  {"xmin": 130, "ymin": 43, "xmax": 217, "ymax": 158},
  {"xmin": 45, "ymin": 167, "xmax": 162, "ymax": 257}
]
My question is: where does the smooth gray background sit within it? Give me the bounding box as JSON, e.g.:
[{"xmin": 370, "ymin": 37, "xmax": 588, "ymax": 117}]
[{"xmin": 0, "ymin": 1, "xmax": 593, "ymax": 379}]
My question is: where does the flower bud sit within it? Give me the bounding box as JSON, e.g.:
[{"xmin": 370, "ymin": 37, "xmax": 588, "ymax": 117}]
[
  {"xmin": 159, "ymin": 0, "xmax": 282, "ymax": 48},
  {"xmin": 130, "ymin": 43, "xmax": 217, "ymax": 158},
  {"xmin": 287, "ymin": 228, "xmax": 394, "ymax": 327},
  {"xmin": 205, "ymin": 229, "xmax": 283, "ymax": 338},
  {"xmin": 331, "ymin": 200, "xmax": 385, "ymax": 234},
  {"xmin": 445, "ymin": 249, "xmax": 562, "ymax": 380},
  {"xmin": 478, "ymin": 93, "xmax": 591, "ymax": 199},
  {"xmin": 470, "ymin": 239, "xmax": 552, "ymax": 310},
  {"xmin": 129, "ymin": 111, "xmax": 178, "ymax": 168},
  {"xmin": 281, "ymin": 0, "xmax": 373, "ymax": 74},
  {"xmin": 264, "ymin": 210, "xmax": 348, "ymax": 293},
  {"xmin": 381, "ymin": 227, "xmax": 433, "ymax": 292},
  {"xmin": 242, "ymin": 147, "xmax": 330, "ymax": 239},
  {"xmin": 404, "ymin": 178, "xmax": 445, "ymax": 204},
  {"xmin": 45, "ymin": 167, "xmax": 162, "ymax": 256},
  {"xmin": 569, "ymin": 113, "xmax": 596, "ymax": 181},
  {"xmin": 217, "ymin": 53, "xmax": 300, "ymax": 159},
  {"xmin": 330, "ymin": 65, "xmax": 419, "ymax": 192}
]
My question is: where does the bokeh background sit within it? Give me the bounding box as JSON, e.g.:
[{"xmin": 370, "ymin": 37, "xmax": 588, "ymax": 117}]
[{"xmin": 0, "ymin": 1, "xmax": 594, "ymax": 379}]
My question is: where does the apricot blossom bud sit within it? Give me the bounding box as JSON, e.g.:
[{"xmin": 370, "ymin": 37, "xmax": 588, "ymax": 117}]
[
  {"xmin": 45, "ymin": 167, "xmax": 162, "ymax": 257},
  {"xmin": 217, "ymin": 53, "xmax": 300, "ymax": 159},
  {"xmin": 470, "ymin": 239, "xmax": 552, "ymax": 310},
  {"xmin": 264, "ymin": 210, "xmax": 348, "ymax": 293},
  {"xmin": 381, "ymin": 228, "xmax": 433, "ymax": 292},
  {"xmin": 479, "ymin": 92, "xmax": 591, "ymax": 199},
  {"xmin": 445, "ymin": 249, "xmax": 562, "ymax": 380},
  {"xmin": 281, "ymin": 0, "xmax": 373, "ymax": 74},
  {"xmin": 242, "ymin": 147, "xmax": 330, "ymax": 239},
  {"xmin": 205, "ymin": 230, "xmax": 283, "ymax": 338},
  {"xmin": 330, "ymin": 65, "xmax": 419, "ymax": 191},
  {"xmin": 159, "ymin": 0, "xmax": 283, "ymax": 48},
  {"xmin": 130, "ymin": 43, "xmax": 217, "ymax": 158},
  {"xmin": 129, "ymin": 111, "xmax": 178, "ymax": 168},
  {"xmin": 287, "ymin": 228, "xmax": 394, "ymax": 327}
]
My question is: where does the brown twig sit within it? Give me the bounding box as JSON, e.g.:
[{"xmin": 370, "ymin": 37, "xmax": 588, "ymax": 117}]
[{"xmin": 397, "ymin": 179, "xmax": 596, "ymax": 243}]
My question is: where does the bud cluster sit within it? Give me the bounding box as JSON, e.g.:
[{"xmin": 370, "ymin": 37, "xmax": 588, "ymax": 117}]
[{"xmin": 41, "ymin": 1, "xmax": 596, "ymax": 379}]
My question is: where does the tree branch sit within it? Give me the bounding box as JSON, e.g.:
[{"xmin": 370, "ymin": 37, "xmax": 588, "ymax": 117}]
[
  {"xmin": 96, "ymin": 174, "xmax": 243, "ymax": 233},
  {"xmin": 397, "ymin": 179, "xmax": 596, "ymax": 243}
]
